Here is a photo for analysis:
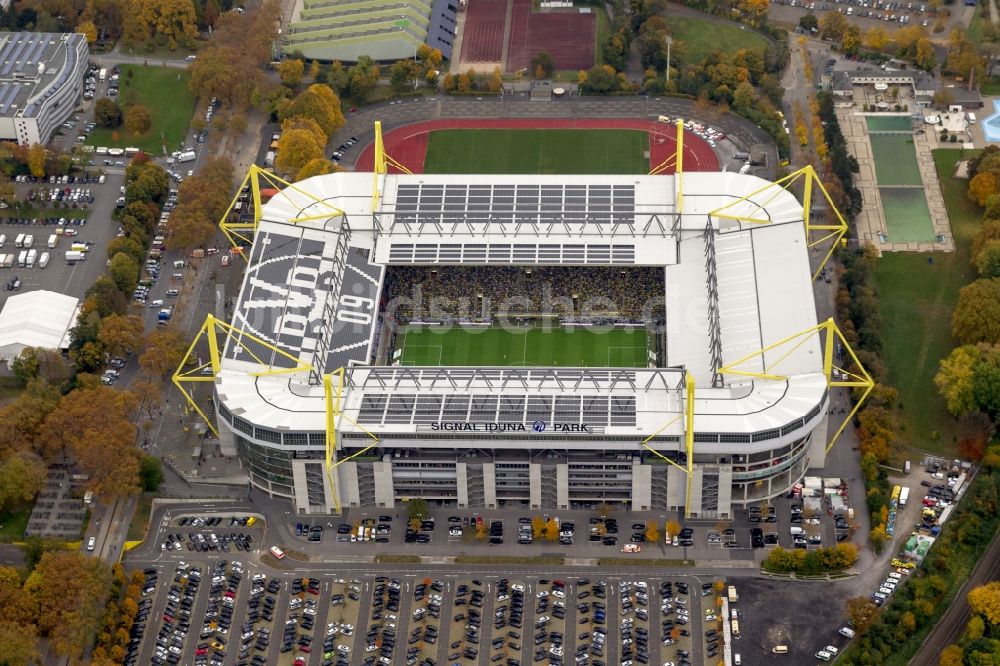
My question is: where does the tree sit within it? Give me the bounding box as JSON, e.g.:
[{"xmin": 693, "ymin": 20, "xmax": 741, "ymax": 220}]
[
  {"xmin": 139, "ymin": 328, "xmax": 187, "ymax": 379},
  {"xmin": 275, "ymin": 128, "xmax": 324, "ymax": 175},
  {"xmin": 0, "ymin": 379, "xmax": 61, "ymax": 460},
  {"xmin": 487, "ymin": 66, "xmax": 503, "ymax": 94},
  {"xmin": 9, "ymin": 348, "xmax": 67, "ymax": 387},
  {"xmin": 277, "ymin": 58, "xmax": 305, "ymax": 88},
  {"xmin": 345, "ymin": 56, "xmax": 379, "ymax": 100},
  {"xmin": 138, "ymin": 454, "xmax": 163, "ymax": 492},
  {"xmin": 98, "ymin": 314, "xmax": 144, "ymax": 357},
  {"xmin": 25, "ymin": 550, "xmax": 112, "ymax": 659},
  {"xmin": 939, "ymin": 644, "xmax": 964, "ymax": 666},
  {"xmin": 958, "ymin": 411, "xmax": 995, "ymax": 462},
  {"xmin": 296, "ymin": 158, "xmax": 338, "ymax": 181},
  {"xmin": 544, "ymin": 518, "xmax": 559, "ymax": 541},
  {"xmin": 819, "ymin": 11, "xmax": 848, "ymax": 40},
  {"xmin": 531, "ymin": 515, "xmax": 545, "ymax": 540},
  {"xmin": 845, "ymin": 596, "xmax": 878, "ymax": 635},
  {"xmin": 108, "ymin": 252, "xmax": 140, "ymax": 295},
  {"xmin": 975, "ymin": 240, "xmax": 1000, "ymax": 279},
  {"xmin": 123, "ymin": 104, "xmax": 151, "ymax": 136},
  {"xmin": 936, "ymin": 344, "xmax": 988, "ymax": 416},
  {"xmin": 665, "ymin": 520, "xmax": 681, "ymax": 539},
  {"xmin": 280, "ymin": 83, "xmax": 345, "ymax": 138},
  {"xmin": 281, "ymin": 115, "xmax": 327, "ymax": 150},
  {"xmin": 799, "ymin": 13, "xmax": 819, "ymax": 32},
  {"xmin": 968, "ymin": 582, "xmax": 1000, "ymax": 626},
  {"xmin": 0, "ymin": 451, "xmax": 45, "ymax": 511},
  {"xmin": 732, "ymin": 81, "xmax": 757, "ymax": 111},
  {"xmin": 842, "ymin": 25, "xmax": 861, "ymax": 56},
  {"xmin": 953, "ymin": 279, "xmax": 1000, "ymax": 345},
  {"xmin": 94, "ymin": 98, "xmax": 123, "ymax": 128},
  {"xmin": 530, "ymin": 52, "xmax": 555, "ymax": 78},
  {"xmin": 0, "ymin": 621, "xmax": 40, "ymax": 665},
  {"xmin": 38, "ymin": 386, "xmax": 140, "ymax": 499},
  {"xmin": 406, "ymin": 498, "xmax": 429, "ymax": 521},
  {"xmin": 76, "ymin": 19, "xmax": 98, "ymax": 44},
  {"xmin": 389, "ymin": 59, "xmax": 420, "ymax": 93},
  {"xmin": 122, "ymin": 0, "xmax": 198, "ymax": 50},
  {"xmin": 970, "ymin": 172, "xmax": 999, "ymax": 207},
  {"xmin": 579, "ymin": 65, "xmax": 619, "ymax": 94},
  {"xmin": 645, "ymin": 521, "xmax": 661, "ymax": 544},
  {"xmin": 864, "ymin": 26, "xmax": 889, "ymax": 52},
  {"xmin": 26, "ymin": 144, "xmax": 46, "ymax": 178}
]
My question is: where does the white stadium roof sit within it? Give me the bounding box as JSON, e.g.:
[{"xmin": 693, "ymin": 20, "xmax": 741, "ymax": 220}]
[
  {"xmin": 215, "ymin": 170, "xmax": 824, "ymax": 442},
  {"xmin": 0, "ymin": 290, "xmax": 79, "ymax": 360}
]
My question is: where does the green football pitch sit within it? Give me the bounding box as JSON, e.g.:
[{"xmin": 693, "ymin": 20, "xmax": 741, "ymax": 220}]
[
  {"xmin": 397, "ymin": 326, "xmax": 648, "ymax": 367},
  {"xmin": 422, "ymin": 129, "xmax": 649, "ymax": 175}
]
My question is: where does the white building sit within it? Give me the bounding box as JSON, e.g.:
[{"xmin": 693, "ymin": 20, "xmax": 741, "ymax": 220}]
[
  {"xmin": 0, "ymin": 290, "xmax": 79, "ymax": 361},
  {"xmin": 0, "ymin": 33, "xmax": 89, "ymax": 146},
  {"xmin": 213, "ymin": 170, "xmax": 832, "ymax": 517}
]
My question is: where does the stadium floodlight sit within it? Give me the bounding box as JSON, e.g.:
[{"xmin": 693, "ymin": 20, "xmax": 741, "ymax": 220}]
[
  {"xmin": 707, "ymin": 164, "xmax": 849, "ymax": 281},
  {"xmin": 716, "ymin": 317, "xmax": 874, "ymax": 454}
]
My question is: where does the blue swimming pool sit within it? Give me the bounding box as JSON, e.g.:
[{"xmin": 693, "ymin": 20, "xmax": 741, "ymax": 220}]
[{"xmin": 984, "ymin": 99, "xmax": 1000, "ymax": 142}]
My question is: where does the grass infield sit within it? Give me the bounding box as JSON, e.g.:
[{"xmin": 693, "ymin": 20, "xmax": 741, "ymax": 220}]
[
  {"xmin": 422, "ymin": 129, "xmax": 649, "ymax": 174},
  {"xmin": 398, "ymin": 326, "xmax": 648, "ymax": 368}
]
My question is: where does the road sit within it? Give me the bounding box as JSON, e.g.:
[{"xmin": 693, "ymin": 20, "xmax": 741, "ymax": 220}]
[{"xmin": 911, "ymin": 526, "xmax": 1000, "ymax": 662}]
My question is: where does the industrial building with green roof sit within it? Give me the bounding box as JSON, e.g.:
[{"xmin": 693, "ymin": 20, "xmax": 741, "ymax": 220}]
[{"xmin": 283, "ymin": 0, "xmax": 457, "ymax": 62}]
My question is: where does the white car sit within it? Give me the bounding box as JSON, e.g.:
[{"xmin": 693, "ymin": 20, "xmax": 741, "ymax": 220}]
[{"xmin": 512, "ymin": 584, "xmax": 525, "ymax": 592}]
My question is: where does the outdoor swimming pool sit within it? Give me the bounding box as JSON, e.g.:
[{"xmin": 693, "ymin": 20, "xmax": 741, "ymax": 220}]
[
  {"xmin": 984, "ymin": 99, "xmax": 1000, "ymax": 143},
  {"xmin": 864, "ymin": 116, "xmax": 936, "ymax": 243}
]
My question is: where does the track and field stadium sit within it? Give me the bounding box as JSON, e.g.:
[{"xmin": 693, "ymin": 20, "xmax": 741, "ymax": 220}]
[{"xmin": 210, "ymin": 123, "xmax": 838, "ymax": 518}]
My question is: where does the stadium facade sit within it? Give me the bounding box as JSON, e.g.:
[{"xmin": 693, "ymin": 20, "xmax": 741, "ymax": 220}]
[{"xmin": 213, "ymin": 169, "xmax": 834, "ymax": 518}]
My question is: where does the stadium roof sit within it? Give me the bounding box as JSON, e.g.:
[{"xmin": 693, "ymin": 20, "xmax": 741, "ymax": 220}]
[
  {"xmin": 216, "ymin": 170, "xmax": 823, "ymax": 441},
  {"xmin": 0, "ymin": 290, "xmax": 79, "ymax": 360}
]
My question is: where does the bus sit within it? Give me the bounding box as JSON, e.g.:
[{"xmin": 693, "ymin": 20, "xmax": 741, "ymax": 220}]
[
  {"xmin": 732, "ymin": 619, "xmax": 741, "ymax": 638},
  {"xmin": 728, "ymin": 585, "xmax": 738, "ymax": 603},
  {"xmin": 84, "ymin": 490, "xmax": 94, "ymax": 504}
]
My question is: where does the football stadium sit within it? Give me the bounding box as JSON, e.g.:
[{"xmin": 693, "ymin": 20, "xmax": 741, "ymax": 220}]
[{"xmin": 192, "ymin": 124, "xmax": 866, "ymax": 518}]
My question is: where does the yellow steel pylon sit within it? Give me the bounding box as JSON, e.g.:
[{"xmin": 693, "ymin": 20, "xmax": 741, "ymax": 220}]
[
  {"xmin": 219, "ymin": 165, "xmax": 347, "ymax": 260},
  {"xmin": 707, "ymin": 164, "xmax": 849, "ymax": 281},
  {"xmin": 172, "ymin": 316, "xmax": 381, "ymax": 515},
  {"xmin": 716, "ymin": 317, "xmax": 874, "ymax": 453},
  {"xmin": 172, "ymin": 314, "xmax": 315, "ymax": 437},
  {"xmin": 639, "ymin": 372, "xmax": 696, "ymax": 518},
  {"xmin": 371, "ymin": 120, "xmax": 413, "ymax": 213},
  {"xmin": 322, "ymin": 369, "xmax": 381, "ymax": 514}
]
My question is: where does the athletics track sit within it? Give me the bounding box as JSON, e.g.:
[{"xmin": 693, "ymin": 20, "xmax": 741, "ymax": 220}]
[{"xmin": 354, "ymin": 118, "xmax": 720, "ymax": 174}]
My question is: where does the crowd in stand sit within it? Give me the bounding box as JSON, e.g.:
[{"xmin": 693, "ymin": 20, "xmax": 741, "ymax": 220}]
[{"xmin": 382, "ymin": 266, "xmax": 666, "ymax": 322}]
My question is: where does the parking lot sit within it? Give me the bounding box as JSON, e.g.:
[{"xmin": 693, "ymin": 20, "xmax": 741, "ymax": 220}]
[
  {"xmin": 769, "ymin": 0, "xmax": 958, "ymax": 31},
  {"xmin": 128, "ymin": 522, "xmax": 724, "ymax": 666}
]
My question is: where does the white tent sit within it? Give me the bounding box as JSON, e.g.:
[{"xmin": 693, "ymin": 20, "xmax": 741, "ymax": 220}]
[{"xmin": 0, "ymin": 290, "xmax": 79, "ymax": 361}]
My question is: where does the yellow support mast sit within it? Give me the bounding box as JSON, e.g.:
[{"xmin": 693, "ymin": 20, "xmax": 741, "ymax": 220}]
[
  {"xmin": 675, "ymin": 119, "xmax": 684, "ymax": 214},
  {"xmin": 219, "ymin": 165, "xmax": 348, "ymax": 260},
  {"xmin": 321, "ymin": 368, "xmax": 380, "ymax": 514},
  {"xmin": 638, "ymin": 370, "xmax": 697, "ymax": 519},
  {"xmin": 172, "ymin": 314, "xmax": 316, "ymax": 438},
  {"xmin": 371, "ymin": 121, "xmax": 414, "ymax": 213},
  {"xmin": 715, "ymin": 317, "xmax": 874, "ymax": 453},
  {"xmin": 707, "ymin": 164, "xmax": 849, "ymax": 281}
]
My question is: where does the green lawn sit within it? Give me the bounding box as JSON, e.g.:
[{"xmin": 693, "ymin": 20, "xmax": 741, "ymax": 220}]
[
  {"xmin": 873, "ymin": 149, "xmax": 980, "ymax": 454},
  {"xmin": 0, "ymin": 506, "xmax": 31, "ymax": 543},
  {"xmin": 423, "ymin": 129, "xmax": 649, "ymax": 174},
  {"xmin": 0, "ymin": 207, "xmax": 89, "ymax": 220},
  {"xmin": 594, "ymin": 3, "xmax": 612, "ymax": 67},
  {"xmin": 664, "ymin": 15, "xmax": 769, "ymax": 65},
  {"xmin": 86, "ymin": 64, "xmax": 196, "ymax": 155},
  {"xmin": 398, "ymin": 326, "xmax": 648, "ymax": 367}
]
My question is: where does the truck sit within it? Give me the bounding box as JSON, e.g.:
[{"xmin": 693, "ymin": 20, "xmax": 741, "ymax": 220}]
[
  {"xmin": 727, "ymin": 585, "xmax": 738, "ymax": 603},
  {"xmin": 47, "ymin": 234, "xmax": 58, "ymax": 248},
  {"xmin": 158, "ymin": 308, "xmax": 172, "ymax": 322},
  {"xmin": 83, "ymin": 490, "xmax": 94, "ymax": 504},
  {"xmin": 23, "ymin": 234, "xmax": 33, "ymax": 247},
  {"xmin": 65, "ymin": 250, "xmax": 85, "ymax": 263},
  {"xmin": 38, "ymin": 251, "xmax": 49, "ymax": 268},
  {"xmin": 99, "ymin": 68, "xmax": 107, "ymax": 81},
  {"xmin": 899, "ymin": 486, "xmax": 910, "ymax": 507},
  {"xmin": 17, "ymin": 250, "xmax": 26, "ymax": 267},
  {"xmin": 14, "ymin": 233, "xmax": 24, "ymax": 248},
  {"xmin": 967, "ymin": 112, "xmax": 978, "ymax": 124},
  {"xmin": 2, "ymin": 254, "xmax": 12, "ymax": 268},
  {"xmin": 71, "ymin": 243, "xmax": 88, "ymax": 253},
  {"xmin": 25, "ymin": 249, "xmax": 36, "ymax": 268},
  {"xmin": 264, "ymin": 150, "xmax": 275, "ymax": 167},
  {"xmin": 177, "ymin": 150, "xmax": 197, "ymax": 163}
]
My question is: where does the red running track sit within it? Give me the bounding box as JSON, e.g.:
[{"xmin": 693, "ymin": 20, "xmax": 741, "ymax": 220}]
[
  {"xmin": 460, "ymin": 0, "xmax": 507, "ymax": 63},
  {"xmin": 355, "ymin": 118, "xmax": 720, "ymax": 174},
  {"xmin": 506, "ymin": 0, "xmax": 595, "ymax": 73}
]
